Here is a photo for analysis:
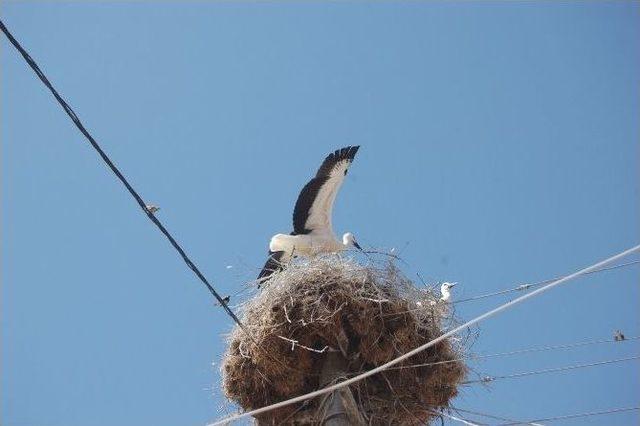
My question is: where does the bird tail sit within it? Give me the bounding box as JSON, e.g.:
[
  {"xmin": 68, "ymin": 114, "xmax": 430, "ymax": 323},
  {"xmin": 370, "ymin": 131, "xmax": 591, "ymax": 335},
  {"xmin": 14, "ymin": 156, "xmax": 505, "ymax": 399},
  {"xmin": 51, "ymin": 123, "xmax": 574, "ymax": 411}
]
[{"xmin": 257, "ymin": 250, "xmax": 287, "ymax": 287}]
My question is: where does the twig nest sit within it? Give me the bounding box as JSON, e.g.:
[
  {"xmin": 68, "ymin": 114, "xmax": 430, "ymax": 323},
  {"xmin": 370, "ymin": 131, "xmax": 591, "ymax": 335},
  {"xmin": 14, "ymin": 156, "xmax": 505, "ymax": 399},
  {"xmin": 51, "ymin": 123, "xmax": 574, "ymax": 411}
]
[{"xmin": 221, "ymin": 255, "xmax": 467, "ymax": 425}]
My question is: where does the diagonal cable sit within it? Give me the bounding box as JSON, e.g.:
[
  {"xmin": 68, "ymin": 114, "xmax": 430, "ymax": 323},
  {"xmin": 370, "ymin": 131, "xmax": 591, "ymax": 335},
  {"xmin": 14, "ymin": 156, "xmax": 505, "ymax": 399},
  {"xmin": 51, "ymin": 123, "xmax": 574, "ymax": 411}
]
[
  {"xmin": 435, "ymin": 410, "xmax": 482, "ymax": 426},
  {"xmin": 462, "ymin": 355, "xmax": 640, "ymax": 384},
  {"xmin": 208, "ymin": 244, "xmax": 640, "ymax": 425},
  {"xmin": 497, "ymin": 406, "xmax": 640, "ymax": 425},
  {"xmin": 452, "ymin": 407, "xmax": 542, "ymax": 426},
  {"xmin": 383, "ymin": 335, "xmax": 640, "ymax": 372},
  {"xmin": 454, "ymin": 259, "xmax": 640, "ymax": 304},
  {"xmin": 0, "ymin": 18, "xmax": 245, "ymax": 331}
]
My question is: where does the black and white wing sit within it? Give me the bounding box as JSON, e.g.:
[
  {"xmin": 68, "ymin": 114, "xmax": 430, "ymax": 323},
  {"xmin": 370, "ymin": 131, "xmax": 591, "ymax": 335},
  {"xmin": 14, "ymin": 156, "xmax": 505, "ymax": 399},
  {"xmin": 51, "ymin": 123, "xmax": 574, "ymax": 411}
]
[{"xmin": 291, "ymin": 146, "xmax": 360, "ymax": 236}]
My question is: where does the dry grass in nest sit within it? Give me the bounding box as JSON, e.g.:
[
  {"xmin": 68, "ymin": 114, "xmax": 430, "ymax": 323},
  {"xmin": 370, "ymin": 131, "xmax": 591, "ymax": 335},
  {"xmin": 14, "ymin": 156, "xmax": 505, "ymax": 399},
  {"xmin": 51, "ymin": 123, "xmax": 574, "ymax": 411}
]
[{"xmin": 221, "ymin": 254, "xmax": 467, "ymax": 425}]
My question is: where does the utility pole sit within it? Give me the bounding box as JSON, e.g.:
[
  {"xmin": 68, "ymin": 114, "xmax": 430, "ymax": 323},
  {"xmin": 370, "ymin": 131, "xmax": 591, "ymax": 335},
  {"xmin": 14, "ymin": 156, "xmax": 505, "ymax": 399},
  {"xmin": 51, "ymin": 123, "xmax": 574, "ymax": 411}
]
[{"xmin": 316, "ymin": 351, "xmax": 365, "ymax": 425}]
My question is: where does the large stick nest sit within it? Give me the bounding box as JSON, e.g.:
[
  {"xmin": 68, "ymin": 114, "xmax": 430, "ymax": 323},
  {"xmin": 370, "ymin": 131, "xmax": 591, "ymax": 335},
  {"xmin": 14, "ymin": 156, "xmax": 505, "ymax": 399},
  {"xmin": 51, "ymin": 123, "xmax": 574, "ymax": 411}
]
[{"xmin": 221, "ymin": 255, "xmax": 467, "ymax": 425}]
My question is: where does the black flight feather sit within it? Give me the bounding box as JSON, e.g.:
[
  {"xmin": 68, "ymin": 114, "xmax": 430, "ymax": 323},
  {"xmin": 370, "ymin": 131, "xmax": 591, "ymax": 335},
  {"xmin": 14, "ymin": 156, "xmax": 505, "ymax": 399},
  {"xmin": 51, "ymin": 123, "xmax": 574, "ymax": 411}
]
[
  {"xmin": 257, "ymin": 250, "xmax": 286, "ymax": 286},
  {"xmin": 291, "ymin": 145, "xmax": 360, "ymax": 235},
  {"xmin": 291, "ymin": 176, "xmax": 329, "ymax": 235},
  {"xmin": 315, "ymin": 145, "xmax": 360, "ymax": 178}
]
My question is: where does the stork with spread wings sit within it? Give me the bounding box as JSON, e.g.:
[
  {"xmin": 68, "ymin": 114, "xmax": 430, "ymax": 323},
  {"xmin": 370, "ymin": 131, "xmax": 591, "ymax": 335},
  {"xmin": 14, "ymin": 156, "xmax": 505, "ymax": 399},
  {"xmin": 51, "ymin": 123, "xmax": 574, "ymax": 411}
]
[{"xmin": 257, "ymin": 146, "xmax": 362, "ymax": 284}]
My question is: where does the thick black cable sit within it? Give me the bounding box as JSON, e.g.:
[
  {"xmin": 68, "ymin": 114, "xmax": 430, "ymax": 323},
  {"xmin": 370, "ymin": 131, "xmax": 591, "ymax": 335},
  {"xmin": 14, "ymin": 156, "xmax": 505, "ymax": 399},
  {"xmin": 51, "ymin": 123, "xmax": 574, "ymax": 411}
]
[{"xmin": 0, "ymin": 18, "xmax": 245, "ymax": 331}]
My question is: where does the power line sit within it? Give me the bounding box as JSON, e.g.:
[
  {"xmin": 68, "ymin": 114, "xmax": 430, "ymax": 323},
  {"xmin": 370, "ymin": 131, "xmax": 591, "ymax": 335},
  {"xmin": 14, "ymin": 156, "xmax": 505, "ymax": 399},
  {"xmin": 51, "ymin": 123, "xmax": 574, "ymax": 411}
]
[
  {"xmin": 383, "ymin": 335, "xmax": 639, "ymax": 372},
  {"xmin": 462, "ymin": 355, "xmax": 640, "ymax": 385},
  {"xmin": 452, "ymin": 407, "xmax": 542, "ymax": 426},
  {"xmin": 435, "ymin": 410, "xmax": 481, "ymax": 426},
  {"xmin": 497, "ymin": 406, "xmax": 640, "ymax": 425},
  {"xmin": 454, "ymin": 259, "xmax": 640, "ymax": 304},
  {"xmin": 0, "ymin": 19, "xmax": 245, "ymax": 331},
  {"xmin": 388, "ymin": 259, "xmax": 639, "ymax": 318},
  {"xmin": 208, "ymin": 244, "xmax": 640, "ymax": 425}
]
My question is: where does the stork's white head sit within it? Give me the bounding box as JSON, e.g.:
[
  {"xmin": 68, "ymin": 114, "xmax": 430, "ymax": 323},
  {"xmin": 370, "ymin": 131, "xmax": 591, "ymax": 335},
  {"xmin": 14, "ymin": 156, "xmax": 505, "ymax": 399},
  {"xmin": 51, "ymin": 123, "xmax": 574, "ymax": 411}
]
[
  {"xmin": 440, "ymin": 282, "xmax": 457, "ymax": 302},
  {"xmin": 342, "ymin": 232, "xmax": 363, "ymax": 251}
]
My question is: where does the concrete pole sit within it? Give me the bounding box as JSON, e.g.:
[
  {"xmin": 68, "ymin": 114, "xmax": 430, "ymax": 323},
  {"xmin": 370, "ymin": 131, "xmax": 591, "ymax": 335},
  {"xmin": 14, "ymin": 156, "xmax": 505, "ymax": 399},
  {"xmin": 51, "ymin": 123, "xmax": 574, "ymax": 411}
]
[{"xmin": 317, "ymin": 352, "xmax": 365, "ymax": 426}]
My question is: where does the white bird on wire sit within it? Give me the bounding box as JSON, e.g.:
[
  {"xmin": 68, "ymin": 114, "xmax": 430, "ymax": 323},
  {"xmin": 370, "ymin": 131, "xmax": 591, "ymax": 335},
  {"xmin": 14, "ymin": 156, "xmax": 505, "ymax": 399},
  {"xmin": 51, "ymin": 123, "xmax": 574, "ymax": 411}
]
[
  {"xmin": 440, "ymin": 282, "xmax": 457, "ymax": 302},
  {"xmin": 257, "ymin": 146, "xmax": 363, "ymax": 284}
]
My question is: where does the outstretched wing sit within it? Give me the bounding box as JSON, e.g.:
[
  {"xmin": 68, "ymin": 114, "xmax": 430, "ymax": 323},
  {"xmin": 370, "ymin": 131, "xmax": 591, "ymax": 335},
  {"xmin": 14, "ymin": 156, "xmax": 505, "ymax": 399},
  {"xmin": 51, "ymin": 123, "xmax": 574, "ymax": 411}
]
[{"xmin": 291, "ymin": 146, "xmax": 360, "ymax": 236}]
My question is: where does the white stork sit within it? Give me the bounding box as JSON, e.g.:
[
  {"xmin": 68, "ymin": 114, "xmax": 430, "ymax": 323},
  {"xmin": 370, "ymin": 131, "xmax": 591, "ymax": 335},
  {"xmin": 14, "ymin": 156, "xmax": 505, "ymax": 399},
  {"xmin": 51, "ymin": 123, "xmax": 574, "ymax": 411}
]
[
  {"xmin": 257, "ymin": 146, "xmax": 362, "ymax": 284},
  {"xmin": 440, "ymin": 282, "xmax": 457, "ymax": 302}
]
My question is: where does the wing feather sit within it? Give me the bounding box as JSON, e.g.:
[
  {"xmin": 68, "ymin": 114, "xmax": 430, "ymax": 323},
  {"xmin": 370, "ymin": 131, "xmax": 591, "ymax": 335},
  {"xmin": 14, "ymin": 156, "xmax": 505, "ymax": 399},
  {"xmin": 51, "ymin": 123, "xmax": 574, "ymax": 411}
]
[{"xmin": 291, "ymin": 146, "xmax": 360, "ymax": 235}]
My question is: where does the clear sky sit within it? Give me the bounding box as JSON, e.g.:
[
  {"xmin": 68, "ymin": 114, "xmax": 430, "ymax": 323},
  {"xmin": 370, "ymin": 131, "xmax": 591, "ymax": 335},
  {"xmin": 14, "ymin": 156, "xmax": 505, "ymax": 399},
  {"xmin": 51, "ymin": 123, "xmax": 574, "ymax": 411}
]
[{"xmin": 2, "ymin": 2, "xmax": 639, "ymax": 425}]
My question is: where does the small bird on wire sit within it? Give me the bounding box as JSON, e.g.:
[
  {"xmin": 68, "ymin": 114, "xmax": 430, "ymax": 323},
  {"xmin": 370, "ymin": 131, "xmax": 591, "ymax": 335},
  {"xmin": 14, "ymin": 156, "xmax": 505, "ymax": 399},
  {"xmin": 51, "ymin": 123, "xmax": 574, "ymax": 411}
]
[
  {"xmin": 614, "ymin": 330, "xmax": 626, "ymax": 341},
  {"xmin": 145, "ymin": 204, "xmax": 160, "ymax": 214},
  {"xmin": 257, "ymin": 146, "xmax": 363, "ymax": 285},
  {"xmin": 214, "ymin": 295, "xmax": 231, "ymax": 306}
]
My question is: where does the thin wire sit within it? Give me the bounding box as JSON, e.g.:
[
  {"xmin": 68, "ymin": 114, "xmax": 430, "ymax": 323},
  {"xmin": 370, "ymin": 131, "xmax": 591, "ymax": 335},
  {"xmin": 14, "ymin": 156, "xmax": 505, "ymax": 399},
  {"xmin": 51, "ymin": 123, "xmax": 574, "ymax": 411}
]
[
  {"xmin": 454, "ymin": 259, "xmax": 640, "ymax": 304},
  {"xmin": 497, "ymin": 406, "xmax": 640, "ymax": 425},
  {"xmin": 386, "ymin": 259, "xmax": 640, "ymax": 318},
  {"xmin": 0, "ymin": 19, "xmax": 245, "ymax": 331},
  {"xmin": 383, "ymin": 335, "xmax": 639, "ymax": 372},
  {"xmin": 452, "ymin": 407, "xmax": 542, "ymax": 426},
  {"xmin": 208, "ymin": 244, "xmax": 640, "ymax": 425},
  {"xmin": 436, "ymin": 410, "xmax": 481, "ymax": 426},
  {"xmin": 462, "ymin": 355, "xmax": 640, "ymax": 384}
]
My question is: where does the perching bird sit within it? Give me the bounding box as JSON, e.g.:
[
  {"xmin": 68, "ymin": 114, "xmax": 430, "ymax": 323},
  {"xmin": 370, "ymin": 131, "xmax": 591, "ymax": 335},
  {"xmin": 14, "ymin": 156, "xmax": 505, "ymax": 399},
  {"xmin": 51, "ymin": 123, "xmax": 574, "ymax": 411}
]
[
  {"xmin": 214, "ymin": 295, "xmax": 231, "ymax": 306},
  {"xmin": 145, "ymin": 204, "xmax": 160, "ymax": 214},
  {"xmin": 257, "ymin": 146, "xmax": 362, "ymax": 284},
  {"xmin": 614, "ymin": 330, "xmax": 625, "ymax": 341},
  {"xmin": 440, "ymin": 282, "xmax": 457, "ymax": 302}
]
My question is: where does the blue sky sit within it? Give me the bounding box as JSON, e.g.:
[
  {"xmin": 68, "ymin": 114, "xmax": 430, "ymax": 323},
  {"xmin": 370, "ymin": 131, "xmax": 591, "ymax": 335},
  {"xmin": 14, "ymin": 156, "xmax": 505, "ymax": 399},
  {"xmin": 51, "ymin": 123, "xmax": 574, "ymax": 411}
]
[{"xmin": 2, "ymin": 2, "xmax": 638, "ymax": 425}]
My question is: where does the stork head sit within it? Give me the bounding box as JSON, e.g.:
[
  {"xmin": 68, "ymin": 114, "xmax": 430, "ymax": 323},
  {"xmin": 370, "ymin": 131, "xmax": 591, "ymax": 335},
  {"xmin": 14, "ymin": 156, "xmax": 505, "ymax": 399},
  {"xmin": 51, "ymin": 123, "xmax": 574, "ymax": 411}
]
[
  {"xmin": 440, "ymin": 282, "xmax": 457, "ymax": 302},
  {"xmin": 342, "ymin": 232, "xmax": 363, "ymax": 251}
]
